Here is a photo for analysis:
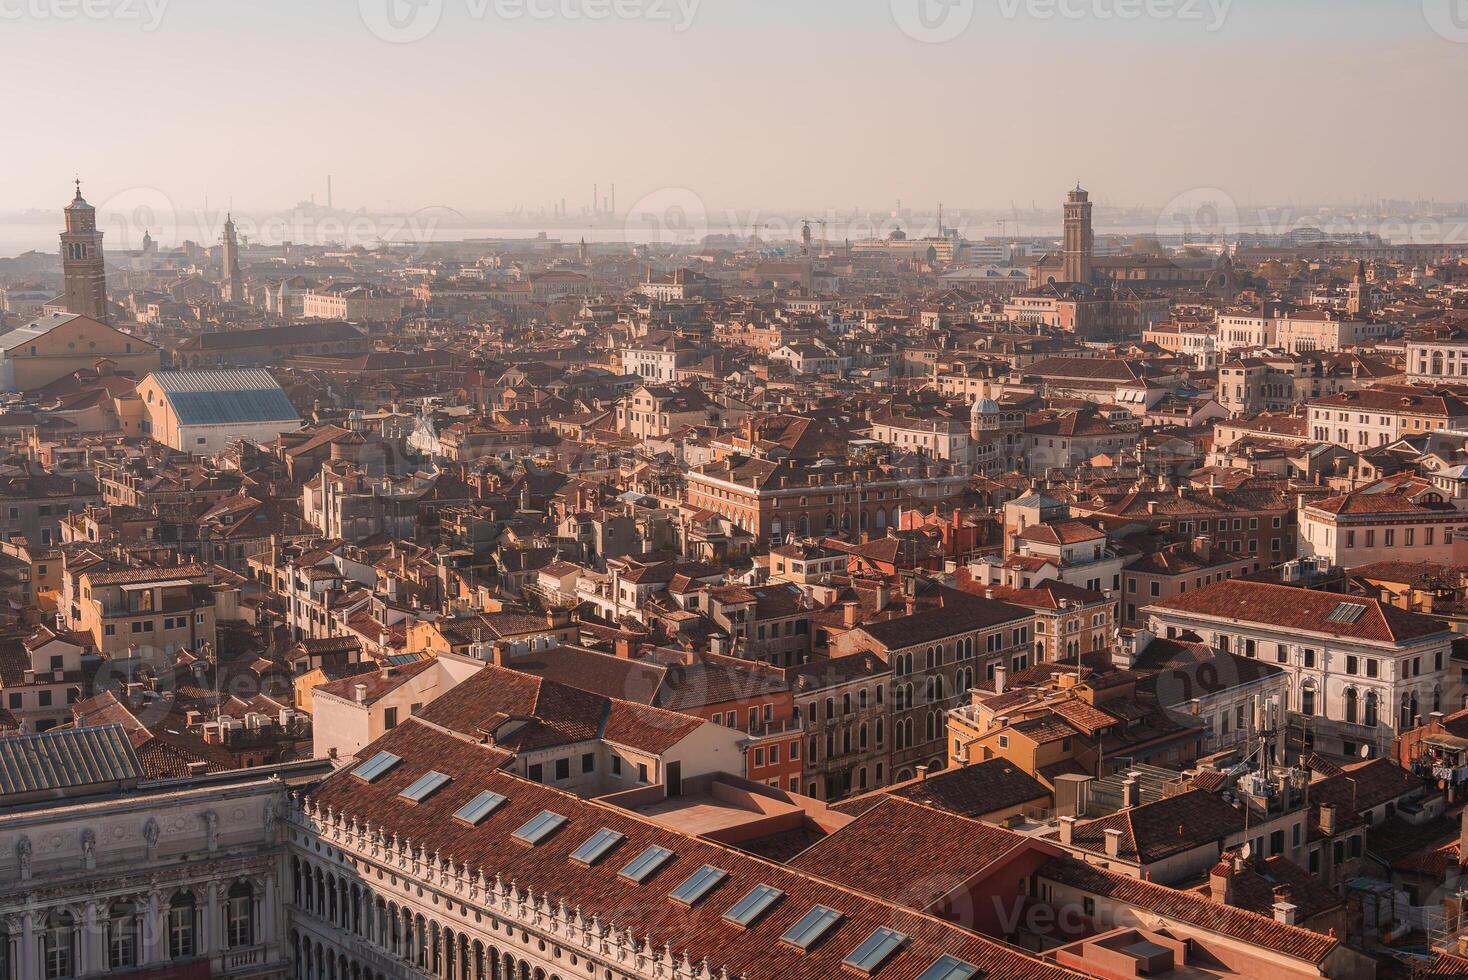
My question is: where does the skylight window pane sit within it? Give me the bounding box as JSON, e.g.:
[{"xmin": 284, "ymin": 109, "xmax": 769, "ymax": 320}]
[
  {"xmin": 569, "ymin": 828, "xmax": 625, "ymax": 866},
  {"xmin": 843, "ymin": 928, "xmax": 908, "ymax": 975},
  {"xmin": 452, "ymin": 790, "xmax": 507, "ymax": 826},
  {"xmin": 618, "ymin": 845, "xmax": 674, "ymax": 883},
  {"xmin": 511, "ymin": 810, "xmax": 567, "ymax": 846},
  {"xmin": 915, "ymin": 955, "xmax": 980, "ymax": 980},
  {"xmin": 723, "ymin": 884, "xmax": 784, "ymax": 927},
  {"xmin": 669, "ymin": 864, "xmax": 727, "ymax": 906},
  {"xmin": 780, "ymin": 905, "xmax": 843, "ymax": 951},
  {"xmin": 398, "ymin": 770, "xmax": 451, "ymax": 802},
  {"xmin": 352, "ymin": 751, "xmax": 402, "ymax": 783}
]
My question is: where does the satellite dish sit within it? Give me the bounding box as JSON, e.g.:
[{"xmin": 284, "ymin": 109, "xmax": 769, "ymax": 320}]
[
  {"xmin": 1359, "ymin": 743, "xmax": 1373, "ymax": 759},
  {"xmin": 1238, "ymin": 842, "xmax": 1251, "ymax": 859}
]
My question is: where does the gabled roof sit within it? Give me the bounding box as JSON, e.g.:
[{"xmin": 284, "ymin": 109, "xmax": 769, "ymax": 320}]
[{"xmin": 145, "ymin": 369, "xmax": 301, "ymax": 427}]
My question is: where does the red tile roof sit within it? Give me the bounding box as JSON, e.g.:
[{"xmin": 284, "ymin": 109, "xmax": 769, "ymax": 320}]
[
  {"xmin": 307, "ymin": 720, "xmax": 1086, "ymax": 980},
  {"xmin": 1146, "ymin": 579, "xmax": 1449, "ymax": 644}
]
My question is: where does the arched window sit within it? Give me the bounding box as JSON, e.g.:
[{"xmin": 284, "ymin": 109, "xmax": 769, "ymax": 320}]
[
  {"xmin": 169, "ymin": 892, "xmax": 197, "ymax": 959},
  {"xmin": 1364, "ymin": 692, "xmax": 1378, "ymax": 728},
  {"xmin": 859, "ymin": 723, "xmax": 868, "ymax": 751},
  {"xmin": 44, "ymin": 910, "xmax": 75, "ymax": 980},
  {"xmin": 876, "ymin": 719, "xmax": 884, "ymax": 747},
  {"xmin": 858, "ymin": 767, "xmax": 868, "ymax": 791},
  {"xmin": 227, "ymin": 880, "xmax": 256, "ymax": 949},
  {"xmin": 109, "ymin": 902, "xmax": 139, "ymax": 970},
  {"xmin": 1344, "ymin": 688, "xmax": 1358, "ymax": 726}
]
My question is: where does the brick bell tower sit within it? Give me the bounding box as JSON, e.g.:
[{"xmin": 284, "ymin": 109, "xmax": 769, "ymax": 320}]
[
  {"xmin": 1061, "ymin": 183, "xmax": 1093, "ymax": 286},
  {"xmin": 60, "ymin": 178, "xmax": 109, "ymax": 323}
]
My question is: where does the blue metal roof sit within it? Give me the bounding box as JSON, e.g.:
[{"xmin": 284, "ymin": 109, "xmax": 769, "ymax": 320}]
[
  {"xmin": 0, "ymin": 724, "xmax": 141, "ymax": 797},
  {"xmin": 167, "ymin": 388, "xmax": 301, "ymax": 426}
]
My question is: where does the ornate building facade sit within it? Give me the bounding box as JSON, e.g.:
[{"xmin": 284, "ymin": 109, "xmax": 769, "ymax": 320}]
[{"xmin": 0, "ymin": 725, "xmax": 322, "ymax": 980}]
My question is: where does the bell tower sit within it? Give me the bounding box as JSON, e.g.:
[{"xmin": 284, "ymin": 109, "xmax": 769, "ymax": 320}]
[
  {"xmin": 60, "ymin": 178, "xmax": 108, "ymax": 322},
  {"xmin": 1061, "ymin": 184, "xmax": 1093, "ymax": 285},
  {"xmin": 221, "ymin": 213, "xmax": 243, "ymax": 302}
]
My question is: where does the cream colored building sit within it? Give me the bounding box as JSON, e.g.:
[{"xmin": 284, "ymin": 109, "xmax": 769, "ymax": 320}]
[
  {"xmin": 311, "ymin": 655, "xmax": 482, "ymax": 760},
  {"xmin": 138, "ymin": 368, "xmax": 303, "ymax": 454},
  {"xmin": 0, "ymin": 312, "xmax": 160, "ymax": 392},
  {"xmin": 1298, "ymin": 490, "xmax": 1465, "ymax": 567},
  {"xmin": 1306, "ymin": 385, "xmax": 1468, "ymax": 452},
  {"xmin": 60, "ymin": 560, "xmax": 219, "ymax": 658},
  {"xmin": 1146, "ymin": 579, "xmax": 1457, "ymax": 759},
  {"xmin": 1406, "ymin": 336, "xmax": 1468, "ymax": 383},
  {"xmin": 300, "ymin": 284, "xmax": 406, "ymax": 321}
]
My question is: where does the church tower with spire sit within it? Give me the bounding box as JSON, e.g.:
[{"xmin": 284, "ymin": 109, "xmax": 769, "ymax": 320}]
[
  {"xmin": 221, "ymin": 213, "xmax": 243, "ymax": 302},
  {"xmin": 1347, "ymin": 260, "xmax": 1371, "ymax": 317},
  {"xmin": 60, "ymin": 179, "xmax": 108, "ymax": 322},
  {"xmin": 1061, "ymin": 184, "xmax": 1093, "ymax": 285}
]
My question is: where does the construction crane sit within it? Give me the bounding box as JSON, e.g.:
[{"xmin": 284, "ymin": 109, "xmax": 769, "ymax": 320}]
[{"xmin": 797, "ymin": 218, "xmax": 828, "ymax": 255}]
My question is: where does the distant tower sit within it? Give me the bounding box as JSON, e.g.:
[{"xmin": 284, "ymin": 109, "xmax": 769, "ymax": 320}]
[
  {"xmin": 1061, "ymin": 184, "xmax": 1093, "ymax": 285},
  {"xmin": 60, "ymin": 179, "xmax": 108, "ymax": 323},
  {"xmin": 1347, "ymin": 260, "xmax": 1371, "ymax": 316},
  {"xmin": 221, "ymin": 213, "xmax": 243, "ymax": 302},
  {"xmin": 578, "ymin": 237, "xmax": 589, "ymax": 264}
]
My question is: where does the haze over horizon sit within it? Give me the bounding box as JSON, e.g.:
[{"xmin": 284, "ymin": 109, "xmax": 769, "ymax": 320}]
[{"xmin": 6, "ymin": 0, "xmax": 1467, "ymax": 219}]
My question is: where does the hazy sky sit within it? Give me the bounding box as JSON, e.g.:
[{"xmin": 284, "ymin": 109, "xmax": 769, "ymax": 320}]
[{"xmin": 6, "ymin": 0, "xmax": 1467, "ymax": 217}]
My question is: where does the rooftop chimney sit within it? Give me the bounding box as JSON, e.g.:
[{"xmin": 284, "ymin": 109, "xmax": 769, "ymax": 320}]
[
  {"xmin": 1320, "ymin": 803, "xmax": 1338, "ymax": 836},
  {"xmin": 1103, "ymin": 827, "xmax": 1123, "ymax": 858},
  {"xmin": 1209, "ymin": 855, "xmax": 1236, "ymax": 905},
  {"xmin": 1059, "ymin": 815, "xmax": 1076, "ymax": 846},
  {"xmin": 994, "ymin": 664, "xmax": 1007, "ymax": 696},
  {"xmin": 1272, "ymin": 890, "xmax": 1299, "ymax": 926},
  {"xmin": 353, "ymin": 683, "xmax": 367, "ymax": 704},
  {"xmin": 1122, "ymin": 774, "xmax": 1141, "ymax": 809}
]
